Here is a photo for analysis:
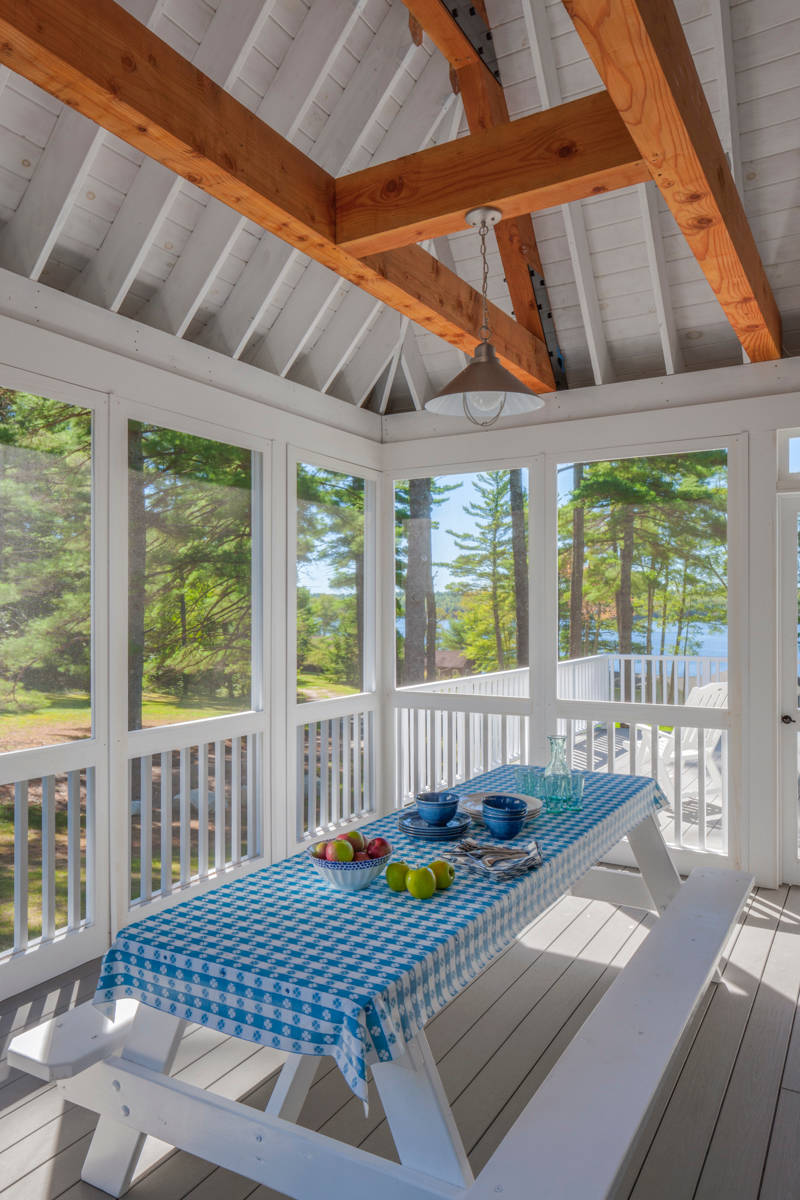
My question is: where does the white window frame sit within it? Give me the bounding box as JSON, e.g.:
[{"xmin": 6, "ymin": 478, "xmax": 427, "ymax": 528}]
[
  {"xmin": 287, "ymin": 446, "xmax": 381, "ymax": 855},
  {"xmin": 108, "ymin": 393, "xmax": 271, "ymax": 933},
  {"xmin": 0, "ymin": 366, "xmax": 110, "ymax": 997}
]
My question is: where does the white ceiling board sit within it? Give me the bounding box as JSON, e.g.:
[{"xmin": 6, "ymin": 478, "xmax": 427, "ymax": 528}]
[{"xmin": 0, "ymin": 0, "xmax": 791, "ymax": 417}]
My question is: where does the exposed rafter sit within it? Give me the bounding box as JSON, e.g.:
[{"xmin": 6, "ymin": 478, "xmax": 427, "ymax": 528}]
[
  {"xmin": 197, "ymin": 0, "xmax": 372, "ymax": 360},
  {"xmin": 0, "ymin": 0, "xmax": 553, "ymax": 391},
  {"xmin": 563, "ymin": 0, "xmax": 782, "ymax": 362},
  {"xmin": 336, "ymin": 91, "xmax": 647, "ymax": 257},
  {"xmin": 288, "ymin": 68, "xmax": 457, "ymax": 407},
  {"xmin": 521, "ymin": 0, "xmax": 612, "ymax": 386},
  {"xmin": 0, "ymin": 0, "xmax": 165, "ymax": 283},
  {"xmin": 250, "ymin": 2, "xmax": 426, "ymax": 378}
]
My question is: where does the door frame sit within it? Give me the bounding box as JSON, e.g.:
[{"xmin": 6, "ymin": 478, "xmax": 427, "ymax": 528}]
[{"xmin": 778, "ymin": 492, "xmax": 800, "ymax": 883}]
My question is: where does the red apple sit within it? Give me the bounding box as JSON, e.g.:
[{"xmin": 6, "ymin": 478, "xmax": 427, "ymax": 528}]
[
  {"xmin": 326, "ymin": 838, "xmax": 354, "ymax": 862},
  {"xmin": 310, "ymin": 841, "xmax": 328, "ymax": 859},
  {"xmin": 354, "ymin": 850, "xmax": 369, "ymax": 861},
  {"xmin": 337, "ymin": 830, "xmax": 366, "ymax": 852},
  {"xmin": 366, "ymin": 837, "xmax": 391, "ymax": 859}
]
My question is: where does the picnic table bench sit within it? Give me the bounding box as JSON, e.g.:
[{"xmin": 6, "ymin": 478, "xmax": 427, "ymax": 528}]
[{"xmin": 9, "ymin": 768, "xmax": 752, "ymax": 1199}]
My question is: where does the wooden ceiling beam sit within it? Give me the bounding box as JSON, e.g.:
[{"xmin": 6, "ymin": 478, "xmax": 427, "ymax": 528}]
[
  {"xmin": 562, "ymin": 0, "xmax": 781, "ymax": 362},
  {"xmin": 336, "ymin": 92, "xmax": 648, "ymax": 257},
  {"xmin": 0, "ymin": 0, "xmax": 553, "ymax": 391}
]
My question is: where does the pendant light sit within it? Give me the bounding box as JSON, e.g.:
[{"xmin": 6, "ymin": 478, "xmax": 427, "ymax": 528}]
[{"xmin": 425, "ymin": 207, "xmax": 545, "ymax": 427}]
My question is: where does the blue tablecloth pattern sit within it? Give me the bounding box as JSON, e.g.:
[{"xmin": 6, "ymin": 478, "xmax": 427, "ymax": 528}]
[{"xmin": 96, "ymin": 767, "xmax": 667, "ymax": 1103}]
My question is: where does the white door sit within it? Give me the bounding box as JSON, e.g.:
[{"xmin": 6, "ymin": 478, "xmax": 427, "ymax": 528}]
[{"xmin": 779, "ymin": 494, "xmax": 800, "ymax": 883}]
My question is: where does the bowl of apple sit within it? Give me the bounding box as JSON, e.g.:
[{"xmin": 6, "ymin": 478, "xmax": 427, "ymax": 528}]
[{"xmin": 308, "ymin": 831, "xmax": 391, "ymax": 892}]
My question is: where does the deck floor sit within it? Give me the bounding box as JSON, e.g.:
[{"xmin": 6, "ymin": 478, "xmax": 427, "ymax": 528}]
[{"xmin": 2, "ymin": 886, "xmax": 799, "ymax": 1199}]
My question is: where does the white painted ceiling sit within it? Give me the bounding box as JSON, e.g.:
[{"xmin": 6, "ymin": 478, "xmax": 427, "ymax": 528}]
[{"xmin": 0, "ymin": 0, "xmax": 796, "ymax": 413}]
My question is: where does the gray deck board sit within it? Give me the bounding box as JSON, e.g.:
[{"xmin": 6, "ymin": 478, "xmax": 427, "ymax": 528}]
[{"xmin": 1, "ymin": 889, "xmax": 796, "ymax": 1200}]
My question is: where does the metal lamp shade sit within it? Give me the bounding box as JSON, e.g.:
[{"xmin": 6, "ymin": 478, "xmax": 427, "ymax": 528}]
[{"xmin": 425, "ymin": 340, "xmax": 544, "ymax": 418}]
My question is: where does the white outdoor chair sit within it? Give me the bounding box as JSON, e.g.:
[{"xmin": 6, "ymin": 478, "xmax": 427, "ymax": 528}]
[{"xmin": 636, "ymin": 681, "xmax": 728, "ymax": 804}]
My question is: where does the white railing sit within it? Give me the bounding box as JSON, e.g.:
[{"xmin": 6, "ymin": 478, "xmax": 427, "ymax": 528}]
[
  {"xmin": 394, "ymin": 653, "xmax": 731, "ymax": 858},
  {"xmin": 127, "ymin": 712, "xmax": 263, "ymax": 909},
  {"xmin": 402, "ymin": 654, "xmax": 729, "ymax": 708},
  {"xmin": 296, "ymin": 696, "xmax": 377, "ymax": 841},
  {"xmin": 393, "ymin": 691, "xmax": 529, "ymax": 805},
  {"xmin": 602, "ymin": 653, "xmax": 728, "ymax": 706},
  {"xmin": 400, "ymin": 667, "xmax": 529, "ymax": 699},
  {"xmin": 558, "ymin": 705, "xmax": 729, "ymax": 856},
  {"xmin": 0, "ymin": 740, "xmax": 98, "ymax": 959}
]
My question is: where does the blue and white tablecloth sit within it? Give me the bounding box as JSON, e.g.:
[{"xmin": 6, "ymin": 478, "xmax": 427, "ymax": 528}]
[{"xmin": 95, "ymin": 767, "xmax": 667, "ymax": 1104}]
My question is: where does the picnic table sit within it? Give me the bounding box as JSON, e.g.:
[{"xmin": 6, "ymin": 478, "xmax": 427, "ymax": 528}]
[{"xmin": 11, "ymin": 766, "xmax": 749, "ymax": 1200}]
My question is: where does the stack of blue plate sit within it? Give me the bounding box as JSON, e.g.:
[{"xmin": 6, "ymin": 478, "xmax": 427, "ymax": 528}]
[{"xmin": 398, "ymin": 809, "xmax": 471, "ymax": 840}]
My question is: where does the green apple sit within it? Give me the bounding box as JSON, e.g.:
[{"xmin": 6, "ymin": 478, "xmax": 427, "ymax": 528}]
[
  {"xmin": 406, "ymin": 866, "xmax": 436, "ymax": 900},
  {"xmin": 428, "ymin": 859, "xmax": 455, "ymax": 890},
  {"xmin": 385, "ymin": 861, "xmax": 410, "ymax": 892},
  {"xmin": 325, "ymin": 838, "xmax": 354, "ymax": 862},
  {"xmin": 339, "ymin": 829, "xmax": 366, "ymax": 852}
]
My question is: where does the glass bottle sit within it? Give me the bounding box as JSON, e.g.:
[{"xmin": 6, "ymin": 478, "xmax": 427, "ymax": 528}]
[{"xmin": 543, "ymin": 733, "xmax": 570, "ymax": 811}]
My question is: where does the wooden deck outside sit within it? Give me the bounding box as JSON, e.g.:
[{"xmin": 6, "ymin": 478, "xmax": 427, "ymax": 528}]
[{"xmin": 1, "ymin": 886, "xmax": 799, "ymax": 1200}]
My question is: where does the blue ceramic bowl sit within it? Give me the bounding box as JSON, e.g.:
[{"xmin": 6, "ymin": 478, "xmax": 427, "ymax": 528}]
[
  {"xmin": 415, "ymin": 790, "xmax": 459, "ymax": 826},
  {"xmin": 482, "ymin": 794, "xmax": 528, "ymax": 840}
]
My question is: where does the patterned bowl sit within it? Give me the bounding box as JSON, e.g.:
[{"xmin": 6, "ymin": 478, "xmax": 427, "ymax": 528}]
[{"xmin": 308, "ymin": 849, "xmax": 391, "ymax": 892}]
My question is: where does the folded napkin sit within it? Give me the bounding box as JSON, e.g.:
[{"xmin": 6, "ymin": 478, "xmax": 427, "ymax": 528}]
[{"xmin": 450, "ymin": 837, "xmax": 543, "ymax": 880}]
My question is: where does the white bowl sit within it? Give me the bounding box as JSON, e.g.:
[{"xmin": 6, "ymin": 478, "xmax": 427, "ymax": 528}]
[{"xmin": 308, "ymin": 849, "xmax": 390, "ymax": 892}]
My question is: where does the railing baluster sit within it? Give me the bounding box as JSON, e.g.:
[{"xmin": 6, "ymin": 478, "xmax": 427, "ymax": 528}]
[
  {"xmin": 297, "ymin": 725, "xmax": 306, "ymax": 842},
  {"xmin": 363, "ymin": 712, "xmax": 372, "ymax": 812},
  {"xmin": 198, "ymin": 743, "xmax": 209, "ymax": 876},
  {"xmin": 673, "ymin": 732, "xmax": 683, "ymax": 846},
  {"xmin": 14, "ymin": 780, "xmax": 29, "ymax": 952},
  {"xmin": 214, "ymin": 741, "xmax": 225, "ymax": 872},
  {"xmin": 231, "ymin": 736, "xmax": 242, "ymax": 863},
  {"xmin": 161, "ymin": 750, "xmax": 172, "ymax": 894},
  {"xmin": 354, "ymin": 713, "xmax": 362, "ymax": 815},
  {"xmin": 67, "ymin": 770, "xmax": 82, "ymax": 928},
  {"xmin": 139, "ymin": 757, "xmax": 152, "ymax": 903},
  {"xmin": 587, "ymin": 720, "xmax": 594, "ymax": 770},
  {"xmin": 464, "ymin": 712, "xmax": 471, "ymax": 781},
  {"xmin": 319, "ymin": 721, "xmax": 330, "ymax": 829},
  {"xmin": 179, "ymin": 746, "xmax": 191, "ymax": 884},
  {"xmin": 500, "ymin": 714, "xmax": 508, "ymax": 766},
  {"xmin": 607, "ymin": 723, "xmax": 615, "ymax": 773},
  {"xmin": 41, "ymin": 774, "xmax": 56, "ymax": 939},
  {"xmin": 344, "ymin": 715, "xmax": 352, "ymax": 817},
  {"xmin": 309, "ymin": 722, "xmax": 318, "ymax": 833},
  {"xmin": 697, "ymin": 734, "xmax": 707, "ymax": 851},
  {"xmin": 482, "ymin": 713, "xmax": 490, "ymax": 772},
  {"xmin": 630, "ymin": 723, "xmax": 638, "ymax": 775},
  {"xmin": 332, "ymin": 719, "xmax": 341, "ymax": 825},
  {"xmin": 85, "ymin": 767, "xmax": 95, "ymax": 924}
]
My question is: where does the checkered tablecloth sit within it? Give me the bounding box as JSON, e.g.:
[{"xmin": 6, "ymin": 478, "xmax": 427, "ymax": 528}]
[{"xmin": 95, "ymin": 767, "xmax": 667, "ymax": 1103}]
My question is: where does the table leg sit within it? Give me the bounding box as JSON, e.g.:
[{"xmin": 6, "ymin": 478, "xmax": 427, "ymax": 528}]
[
  {"xmin": 372, "ymin": 1030, "xmax": 473, "ymax": 1189},
  {"xmin": 265, "ymin": 1053, "xmax": 319, "ymax": 1121},
  {"xmin": 80, "ymin": 1004, "xmax": 185, "ymax": 1197},
  {"xmin": 628, "ymin": 812, "xmax": 682, "ymax": 913}
]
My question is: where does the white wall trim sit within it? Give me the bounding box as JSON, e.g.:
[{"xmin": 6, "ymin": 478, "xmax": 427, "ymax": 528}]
[{"xmin": 0, "ymin": 269, "xmax": 382, "ymax": 454}]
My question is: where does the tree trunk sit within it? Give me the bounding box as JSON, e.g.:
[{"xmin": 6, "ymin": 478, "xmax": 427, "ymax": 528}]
[
  {"xmin": 404, "ymin": 477, "xmax": 432, "ymax": 685},
  {"xmin": 509, "ymin": 468, "xmax": 528, "ymax": 666},
  {"xmin": 491, "ymin": 547, "xmax": 505, "ymax": 670},
  {"xmin": 569, "ymin": 464, "xmax": 585, "ymax": 659},
  {"xmin": 128, "ymin": 424, "xmax": 147, "ymax": 732},
  {"xmin": 355, "ymin": 547, "xmax": 365, "ymax": 689}
]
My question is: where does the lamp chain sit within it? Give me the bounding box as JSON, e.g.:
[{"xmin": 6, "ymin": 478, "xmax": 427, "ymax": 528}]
[{"xmin": 479, "ymin": 217, "xmax": 491, "ymax": 342}]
